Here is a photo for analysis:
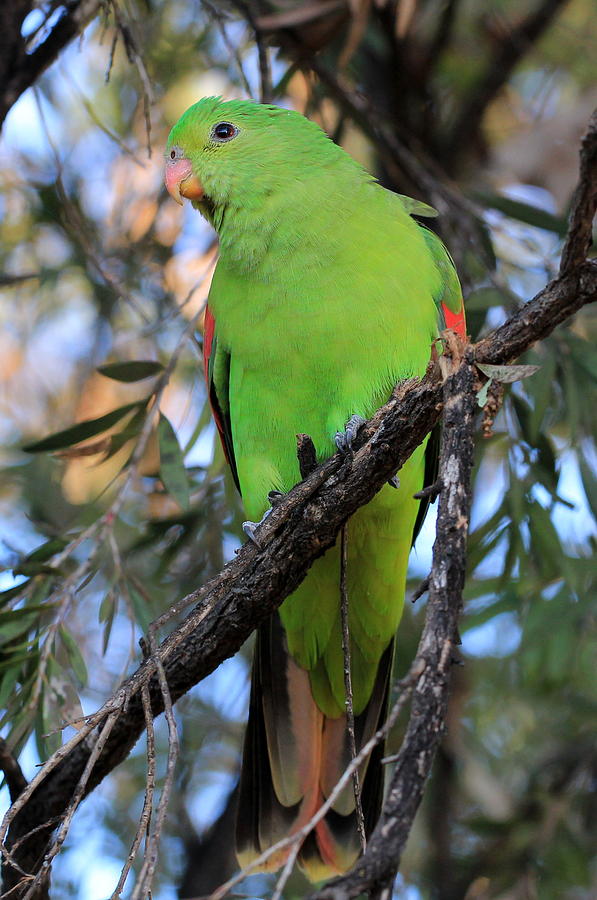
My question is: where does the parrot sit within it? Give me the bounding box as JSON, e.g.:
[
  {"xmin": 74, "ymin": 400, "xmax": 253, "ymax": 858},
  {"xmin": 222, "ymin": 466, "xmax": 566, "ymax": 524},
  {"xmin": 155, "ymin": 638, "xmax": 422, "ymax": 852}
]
[{"xmin": 164, "ymin": 97, "xmax": 465, "ymax": 881}]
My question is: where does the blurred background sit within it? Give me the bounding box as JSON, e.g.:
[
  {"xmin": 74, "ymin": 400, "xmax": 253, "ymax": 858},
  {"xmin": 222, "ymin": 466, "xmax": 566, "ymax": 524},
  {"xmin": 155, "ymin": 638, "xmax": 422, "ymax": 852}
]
[{"xmin": 0, "ymin": 1, "xmax": 595, "ymax": 898}]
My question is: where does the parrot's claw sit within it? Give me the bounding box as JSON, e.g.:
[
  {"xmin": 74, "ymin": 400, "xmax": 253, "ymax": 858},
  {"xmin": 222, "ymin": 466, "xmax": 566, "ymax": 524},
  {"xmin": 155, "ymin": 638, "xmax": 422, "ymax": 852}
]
[
  {"xmin": 388, "ymin": 474, "xmax": 400, "ymax": 489},
  {"xmin": 243, "ymin": 492, "xmax": 284, "ymax": 548},
  {"xmin": 242, "ymin": 507, "xmax": 272, "ymax": 548},
  {"xmin": 335, "ymin": 414, "xmax": 366, "ymax": 454}
]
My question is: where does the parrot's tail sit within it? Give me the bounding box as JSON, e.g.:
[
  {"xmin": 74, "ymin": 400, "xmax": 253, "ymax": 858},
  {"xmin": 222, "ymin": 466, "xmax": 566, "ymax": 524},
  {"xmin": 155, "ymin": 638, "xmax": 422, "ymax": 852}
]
[{"xmin": 235, "ymin": 613, "xmax": 392, "ymax": 882}]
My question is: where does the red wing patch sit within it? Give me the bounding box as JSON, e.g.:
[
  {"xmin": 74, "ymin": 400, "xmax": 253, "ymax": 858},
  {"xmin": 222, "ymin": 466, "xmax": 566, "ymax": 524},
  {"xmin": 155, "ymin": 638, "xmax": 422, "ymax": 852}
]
[
  {"xmin": 203, "ymin": 303, "xmax": 216, "ymax": 385},
  {"xmin": 203, "ymin": 304, "xmax": 238, "ymax": 485},
  {"xmin": 442, "ymin": 301, "xmax": 467, "ymax": 339}
]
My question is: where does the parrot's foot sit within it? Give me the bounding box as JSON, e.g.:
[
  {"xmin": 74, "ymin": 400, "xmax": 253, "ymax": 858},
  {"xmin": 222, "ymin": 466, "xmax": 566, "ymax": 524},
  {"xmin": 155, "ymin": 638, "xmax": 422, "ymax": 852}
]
[
  {"xmin": 242, "ymin": 514, "xmax": 269, "ymax": 547},
  {"xmin": 388, "ymin": 474, "xmax": 400, "ymax": 489},
  {"xmin": 242, "ymin": 491, "xmax": 285, "ymax": 547},
  {"xmin": 267, "ymin": 489, "xmax": 285, "ymax": 507},
  {"xmin": 335, "ymin": 414, "xmax": 366, "ymax": 454}
]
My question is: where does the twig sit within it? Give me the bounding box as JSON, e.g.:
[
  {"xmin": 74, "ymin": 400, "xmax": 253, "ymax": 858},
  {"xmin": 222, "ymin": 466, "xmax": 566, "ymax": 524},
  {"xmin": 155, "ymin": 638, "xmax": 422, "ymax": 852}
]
[
  {"xmin": 18, "ymin": 710, "xmax": 120, "ymax": 900},
  {"xmin": 297, "ymin": 432, "xmax": 318, "ymax": 478},
  {"xmin": 0, "ymin": 742, "xmax": 27, "ymax": 804},
  {"xmin": 229, "ymin": 0, "xmax": 273, "ymax": 102},
  {"xmin": 339, "ymin": 525, "xmax": 366, "ymax": 852},
  {"xmin": 109, "ymin": 683, "xmax": 155, "ymax": 898},
  {"xmin": 130, "ymin": 630, "xmax": 179, "ymax": 900},
  {"xmin": 202, "ymin": 1, "xmax": 254, "ymax": 99}
]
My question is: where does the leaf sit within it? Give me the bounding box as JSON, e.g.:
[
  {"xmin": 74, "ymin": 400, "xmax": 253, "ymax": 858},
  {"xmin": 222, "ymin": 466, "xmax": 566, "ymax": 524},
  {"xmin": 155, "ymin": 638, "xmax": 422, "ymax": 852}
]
[
  {"xmin": 476, "ymin": 381, "xmax": 491, "ymax": 407},
  {"xmin": 476, "ymin": 192, "xmax": 568, "ymax": 235},
  {"xmin": 23, "ymin": 401, "xmax": 145, "ymax": 453},
  {"xmin": 97, "ymin": 360, "xmax": 164, "ymax": 382},
  {"xmin": 578, "ymin": 453, "xmax": 597, "ymax": 517},
  {"xmin": 465, "ymin": 286, "xmax": 517, "ymax": 313},
  {"xmin": 13, "ymin": 561, "xmax": 63, "ymax": 577},
  {"xmin": 477, "ymin": 363, "xmax": 540, "ymax": 384},
  {"xmin": 158, "ymin": 413, "xmax": 190, "ymax": 510},
  {"xmin": 0, "ymin": 609, "xmax": 43, "ymax": 646},
  {"xmin": 0, "ymin": 665, "xmax": 23, "ymax": 710},
  {"xmin": 13, "ymin": 537, "xmax": 69, "ymax": 575},
  {"xmin": 103, "ymin": 405, "xmax": 147, "ymax": 459},
  {"xmin": 25, "ymin": 537, "xmax": 68, "ymax": 563},
  {"xmin": 98, "ymin": 587, "xmax": 118, "ymax": 654},
  {"xmin": 59, "ymin": 626, "xmax": 88, "ymax": 686},
  {"xmin": 0, "ymin": 581, "xmax": 31, "ymax": 608},
  {"xmin": 129, "ymin": 585, "xmax": 153, "ymax": 633}
]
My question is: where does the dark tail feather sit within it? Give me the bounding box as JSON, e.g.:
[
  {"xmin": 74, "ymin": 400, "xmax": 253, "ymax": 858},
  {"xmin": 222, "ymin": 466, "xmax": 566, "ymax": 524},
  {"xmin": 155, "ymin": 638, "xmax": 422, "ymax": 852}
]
[{"xmin": 236, "ymin": 615, "xmax": 393, "ymax": 881}]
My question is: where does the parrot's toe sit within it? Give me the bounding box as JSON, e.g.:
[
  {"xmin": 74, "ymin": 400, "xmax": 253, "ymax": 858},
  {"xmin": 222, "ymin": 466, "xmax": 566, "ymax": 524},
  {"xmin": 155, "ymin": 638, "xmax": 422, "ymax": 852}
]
[
  {"xmin": 335, "ymin": 414, "xmax": 366, "ymax": 454},
  {"xmin": 243, "ymin": 496, "xmax": 281, "ymax": 548},
  {"xmin": 388, "ymin": 474, "xmax": 400, "ymax": 489}
]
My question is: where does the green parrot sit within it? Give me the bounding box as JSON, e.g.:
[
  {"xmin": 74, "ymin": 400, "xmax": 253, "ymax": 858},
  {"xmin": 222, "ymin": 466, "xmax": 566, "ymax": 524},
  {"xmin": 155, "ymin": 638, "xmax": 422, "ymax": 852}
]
[{"xmin": 165, "ymin": 97, "xmax": 465, "ymax": 881}]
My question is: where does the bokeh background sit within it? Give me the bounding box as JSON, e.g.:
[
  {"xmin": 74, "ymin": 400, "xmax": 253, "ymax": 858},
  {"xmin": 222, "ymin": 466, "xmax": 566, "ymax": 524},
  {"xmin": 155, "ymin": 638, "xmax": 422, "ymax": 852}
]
[{"xmin": 0, "ymin": 1, "xmax": 595, "ymax": 898}]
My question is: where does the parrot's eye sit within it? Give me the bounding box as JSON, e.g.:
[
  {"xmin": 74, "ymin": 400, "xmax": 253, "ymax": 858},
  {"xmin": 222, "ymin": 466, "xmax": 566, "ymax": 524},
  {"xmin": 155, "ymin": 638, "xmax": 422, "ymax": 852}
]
[
  {"xmin": 211, "ymin": 122, "xmax": 239, "ymax": 142},
  {"xmin": 170, "ymin": 149, "xmax": 176, "ymax": 159}
]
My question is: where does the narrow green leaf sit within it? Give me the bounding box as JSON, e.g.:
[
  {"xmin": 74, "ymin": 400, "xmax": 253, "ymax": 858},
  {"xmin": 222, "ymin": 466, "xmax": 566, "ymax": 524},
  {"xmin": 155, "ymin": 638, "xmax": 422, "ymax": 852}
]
[
  {"xmin": 477, "ymin": 363, "xmax": 540, "ymax": 384},
  {"xmin": 578, "ymin": 453, "xmax": 597, "ymax": 517},
  {"xmin": 158, "ymin": 413, "xmax": 190, "ymax": 510},
  {"xmin": 13, "ymin": 561, "xmax": 63, "ymax": 577},
  {"xmin": 129, "ymin": 585, "xmax": 153, "ymax": 633},
  {"xmin": 0, "ymin": 610, "xmax": 42, "ymax": 646},
  {"xmin": 59, "ymin": 626, "xmax": 88, "ymax": 686},
  {"xmin": 23, "ymin": 537, "xmax": 68, "ymax": 564},
  {"xmin": 104, "ymin": 406, "xmax": 147, "ymax": 459},
  {"xmin": 23, "ymin": 401, "xmax": 145, "ymax": 453},
  {"xmin": 465, "ymin": 286, "xmax": 517, "ymax": 312},
  {"xmin": 0, "ymin": 665, "xmax": 22, "ymax": 709},
  {"xmin": 97, "ymin": 360, "xmax": 164, "ymax": 382},
  {"xmin": 476, "ymin": 192, "xmax": 568, "ymax": 235},
  {"xmin": 0, "ymin": 581, "xmax": 30, "ymax": 608}
]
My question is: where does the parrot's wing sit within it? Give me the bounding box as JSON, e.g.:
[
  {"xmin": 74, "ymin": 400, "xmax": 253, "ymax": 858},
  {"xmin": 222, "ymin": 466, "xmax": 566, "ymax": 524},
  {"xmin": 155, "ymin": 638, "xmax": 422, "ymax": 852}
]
[
  {"xmin": 203, "ymin": 304, "xmax": 240, "ymax": 490},
  {"xmin": 397, "ymin": 194, "xmax": 438, "ymax": 219},
  {"xmin": 411, "ymin": 225, "xmax": 466, "ymax": 541},
  {"xmin": 420, "ymin": 225, "xmax": 467, "ymax": 337}
]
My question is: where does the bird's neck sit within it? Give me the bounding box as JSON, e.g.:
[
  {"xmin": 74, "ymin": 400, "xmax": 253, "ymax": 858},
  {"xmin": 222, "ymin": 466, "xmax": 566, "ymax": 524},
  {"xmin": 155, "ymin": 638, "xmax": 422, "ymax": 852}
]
[{"xmin": 211, "ymin": 163, "xmax": 371, "ymax": 277}]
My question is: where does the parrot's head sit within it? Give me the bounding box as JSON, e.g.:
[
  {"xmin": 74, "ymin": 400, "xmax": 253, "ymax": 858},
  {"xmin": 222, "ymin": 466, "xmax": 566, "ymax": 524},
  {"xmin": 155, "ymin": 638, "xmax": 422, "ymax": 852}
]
[{"xmin": 164, "ymin": 97, "xmax": 355, "ymax": 221}]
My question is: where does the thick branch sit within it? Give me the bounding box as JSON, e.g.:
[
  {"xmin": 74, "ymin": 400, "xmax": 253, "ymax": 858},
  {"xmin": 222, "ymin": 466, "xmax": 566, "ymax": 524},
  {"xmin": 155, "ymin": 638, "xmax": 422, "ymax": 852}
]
[{"xmin": 0, "ymin": 0, "xmax": 102, "ymax": 130}]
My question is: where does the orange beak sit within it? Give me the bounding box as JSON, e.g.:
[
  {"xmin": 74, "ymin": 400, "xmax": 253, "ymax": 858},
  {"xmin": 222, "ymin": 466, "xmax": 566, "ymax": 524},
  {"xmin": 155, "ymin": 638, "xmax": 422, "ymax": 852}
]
[{"xmin": 164, "ymin": 157, "xmax": 204, "ymax": 205}]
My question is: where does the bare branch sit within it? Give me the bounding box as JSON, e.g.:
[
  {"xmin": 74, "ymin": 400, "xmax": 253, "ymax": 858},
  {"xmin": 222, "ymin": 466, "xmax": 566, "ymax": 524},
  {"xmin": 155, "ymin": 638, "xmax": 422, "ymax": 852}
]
[
  {"xmin": 339, "ymin": 525, "xmax": 366, "ymax": 852},
  {"xmin": 0, "ymin": 742, "xmax": 27, "ymax": 806},
  {"xmin": 560, "ymin": 108, "xmax": 597, "ymax": 275}
]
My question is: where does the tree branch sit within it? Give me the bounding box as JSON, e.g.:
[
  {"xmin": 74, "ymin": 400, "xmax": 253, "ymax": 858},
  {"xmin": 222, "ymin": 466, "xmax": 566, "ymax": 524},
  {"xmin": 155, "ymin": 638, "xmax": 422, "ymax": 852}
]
[
  {"xmin": 443, "ymin": 0, "xmax": 570, "ymax": 167},
  {"xmin": 0, "ymin": 0, "xmax": 102, "ymax": 130}
]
